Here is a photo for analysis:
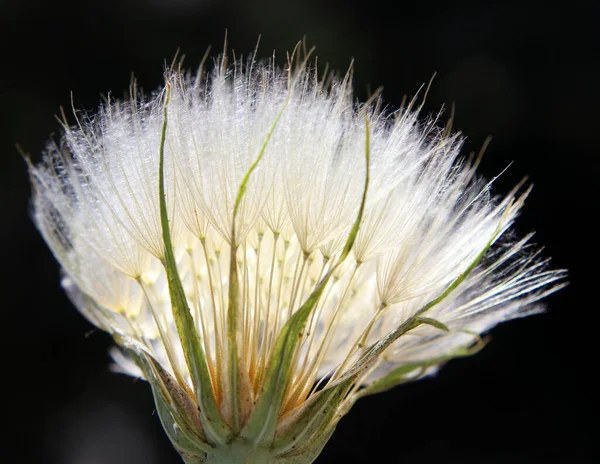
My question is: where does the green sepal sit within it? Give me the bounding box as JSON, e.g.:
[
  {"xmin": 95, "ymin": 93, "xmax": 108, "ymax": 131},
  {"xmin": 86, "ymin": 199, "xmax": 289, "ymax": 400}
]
[
  {"xmin": 337, "ymin": 114, "xmax": 371, "ymax": 264},
  {"xmin": 331, "ymin": 223, "xmax": 503, "ymax": 388},
  {"xmin": 225, "ymin": 245, "xmax": 242, "ymax": 433},
  {"xmin": 178, "ymin": 450, "xmax": 207, "ymax": 464},
  {"xmin": 158, "ymin": 85, "xmax": 231, "ymax": 445},
  {"xmin": 417, "ymin": 317, "xmax": 450, "ymax": 332},
  {"xmin": 357, "ymin": 337, "xmax": 489, "ymax": 397},
  {"xmin": 328, "ymin": 317, "xmax": 422, "ymax": 390},
  {"xmin": 117, "ymin": 339, "xmax": 212, "ymax": 459},
  {"xmin": 224, "ymin": 87, "xmax": 290, "ymax": 434},
  {"xmin": 275, "ymin": 428, "xmax": 336, "ymax": 464},
  {"xmin": 240, "ymin": 276, "xmax": 335, "ymax": 445},
  {"xmin": 232, "ymin": 95, "xmax": 288, "ymax": 222},
  {"xmin": 272, "ymin": 377, "xmax": 354, "ymax": 455},
  {"xmin": 153, "ymin": 388, "xmax": 208, "ymax": 463},
  {"xmin": 141, "ymin": 349, "xmax": 207, "ymax": 444},
  {"xmin": 240, "ymin": 117, "xmax": 371, "ymax": 446},
  {"xmin": 358, "ymin": 364, "xmax": 423, "ymax": 396},
  {"xmin": 275, "ymin": 380, "xmax": 350, "ymax": 463}
]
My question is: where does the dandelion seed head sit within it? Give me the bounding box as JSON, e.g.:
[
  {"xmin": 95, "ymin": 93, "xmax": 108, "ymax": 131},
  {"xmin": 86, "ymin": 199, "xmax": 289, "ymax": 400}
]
[{"xmin": 29, "ymin": 50, "xmax": 566, "ymax": 463}]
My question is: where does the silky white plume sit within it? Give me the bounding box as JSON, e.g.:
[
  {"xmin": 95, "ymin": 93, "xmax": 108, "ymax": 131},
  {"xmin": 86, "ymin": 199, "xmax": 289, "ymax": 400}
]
[{"xmin": 28, "ymin": 51, "xmax": 566, "ymax": 464}]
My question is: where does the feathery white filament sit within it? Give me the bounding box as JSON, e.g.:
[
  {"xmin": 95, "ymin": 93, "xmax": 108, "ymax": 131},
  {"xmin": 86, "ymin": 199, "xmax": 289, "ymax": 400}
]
[{"xmin": 29, "ymin": 56, "xmax": 565, "ymax": 412}]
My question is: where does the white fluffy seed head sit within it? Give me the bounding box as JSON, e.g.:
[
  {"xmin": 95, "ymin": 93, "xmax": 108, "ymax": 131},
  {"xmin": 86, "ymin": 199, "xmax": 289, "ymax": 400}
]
[{"xmin": 29, "ymin": 53, "xmax": 565, "ymax": 417}]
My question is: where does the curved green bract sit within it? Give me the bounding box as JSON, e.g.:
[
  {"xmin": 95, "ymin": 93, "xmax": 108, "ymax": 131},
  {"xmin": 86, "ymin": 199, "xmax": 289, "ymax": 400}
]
[
  {"xmin": 358, "ymin": 339, "xmax": 487, "ymax": 397},
  {"xmin": 227, "ymin": 96, "xmax": 290, "ymax": 434},
  {"xmin": 417, "ymin": 317, "xmax": 450, "ymax": 332},
  {"xmin": 158, "ymin": 85, "xmax": 231, "ymax": 445},
  {"xmin": 120, "ymin": 340, "xmax": 212, "ymax": 458},
  {"xmin": 241, "ymin": 117, "xmax": 371, "ymax": 447},
  {"xmin": 325, "ymin": 222, "xmax": 503, "ymax": 391},
  {"xmin": 272, "ymin": 377, "xmax": 354, "ymax": 455}
]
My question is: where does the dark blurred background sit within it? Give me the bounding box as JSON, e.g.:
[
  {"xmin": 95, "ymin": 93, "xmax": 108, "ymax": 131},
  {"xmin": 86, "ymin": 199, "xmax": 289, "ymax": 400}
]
[{"xmin": 1, "ymin": 1, "xmax": 597, "ymax": 462}]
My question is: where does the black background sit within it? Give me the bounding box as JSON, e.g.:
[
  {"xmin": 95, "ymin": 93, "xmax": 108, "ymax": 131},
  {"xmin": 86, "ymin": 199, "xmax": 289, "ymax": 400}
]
[{"xmin": 1, "ymin": 1, "xmax": 597, "ymax": 463}]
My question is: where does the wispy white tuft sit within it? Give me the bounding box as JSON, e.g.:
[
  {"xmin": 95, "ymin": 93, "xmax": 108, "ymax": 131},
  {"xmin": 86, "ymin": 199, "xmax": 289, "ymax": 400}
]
[{"xmin": 29, "ymin": 52, "xmax": 566, "ymax": 450}]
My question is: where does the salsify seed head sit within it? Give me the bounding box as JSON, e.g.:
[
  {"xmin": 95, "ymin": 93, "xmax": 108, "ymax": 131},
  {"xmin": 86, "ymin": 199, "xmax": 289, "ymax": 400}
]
[{"xmin": 28, "ymin": 49, "xmax": 566, "ymax": 464}]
